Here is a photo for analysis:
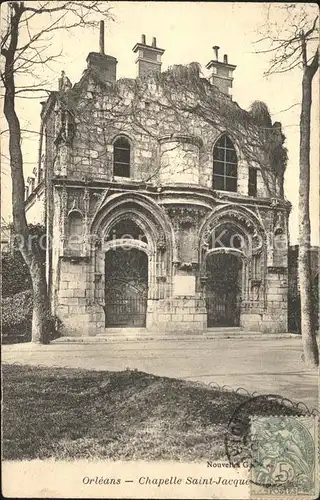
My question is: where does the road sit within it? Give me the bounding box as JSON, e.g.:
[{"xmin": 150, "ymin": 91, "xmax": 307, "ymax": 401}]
[{"xmin": 3, "ymin": 336, "xmax": 318, "ymax": 410}]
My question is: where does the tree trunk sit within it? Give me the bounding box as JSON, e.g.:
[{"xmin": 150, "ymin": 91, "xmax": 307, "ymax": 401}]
[
  {"xmin": 30, "ymin": 259, "xmax": 50, "ymax": 343},
  {"xmin": 298, "ymin": 68, "xmax": 319, "ymax": 367},
  {"xmin": 3, "ymin": 5, "xmax": 50, "ymax": 344}
]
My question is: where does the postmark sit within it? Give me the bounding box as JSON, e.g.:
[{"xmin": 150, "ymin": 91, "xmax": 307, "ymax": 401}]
[{"xmin": 224, "ymin": 394, "xmax": 319, "ymax": 498}]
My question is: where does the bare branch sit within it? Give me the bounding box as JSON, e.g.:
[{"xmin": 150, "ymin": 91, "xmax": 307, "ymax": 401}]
[
  {"xmin": 14, "ymin": 87, "xmax": 51, "ymax": 95},
  {"xmin": 308, "ymin": 48, "xmax": 319, "ymax": 78},
  {"xmin": 272, "ymin": 103, "xmax": 301, "ymax": 115},
  {"xmin": 22, "ymin": 2, "xmax": 70, "ymax": 14},
  {"xmin": 304, "ymin": 15, "xmax": 319, "ymax": 39},
  {"xmin": 255, "ymin": 5, "xmax": 319, "ymax": 76}
]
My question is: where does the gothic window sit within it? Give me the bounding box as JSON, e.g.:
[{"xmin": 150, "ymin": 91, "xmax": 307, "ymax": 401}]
[
  {"xmin": 248, "ymin": 167, "xmax": 257, "ymax": 197},
  {"xmin": 213, "ymin": 135, "xmax": 237, "ymax": 192},
  {"xmin": 113, "ymin": 136, "xmax": 131, "ymax": 178}
]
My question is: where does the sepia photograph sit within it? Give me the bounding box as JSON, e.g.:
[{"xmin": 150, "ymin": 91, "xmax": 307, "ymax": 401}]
[{"xmin": 1, "ymin": 1, "xmax": 319, "ymax": 498}]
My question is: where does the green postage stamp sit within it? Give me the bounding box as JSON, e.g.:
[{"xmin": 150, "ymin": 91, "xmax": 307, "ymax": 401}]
[{"xmin": 250, "ymin": 416, "xmax": 319, "ymax": 499}]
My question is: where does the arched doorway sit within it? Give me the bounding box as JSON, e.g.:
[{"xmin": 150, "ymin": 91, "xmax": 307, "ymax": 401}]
[
  {"xmin": 105, "ymin": 247, "xmax": 148, "ymax": 327},
  {"xmin": 90, "ymin": 193, "xmax": 174, "ymax": 332},
  {"xmin": 205, "ymin": 252, "xmax": 243, "ymax": 327}
]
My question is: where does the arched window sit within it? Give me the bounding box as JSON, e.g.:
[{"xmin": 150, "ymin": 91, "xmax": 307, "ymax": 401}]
[
  {"xmin": 113, "ymin": 136, "xmax": 131, "ymax": 178},
  {"xmin": 213, "ymin": 135, "xmax": 237, "ymax": 192}
]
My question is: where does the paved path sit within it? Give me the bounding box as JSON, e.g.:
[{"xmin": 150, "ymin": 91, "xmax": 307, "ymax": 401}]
[{"xmin": 3, "ymin": 337, "xmax": 319, "ymax": 410}]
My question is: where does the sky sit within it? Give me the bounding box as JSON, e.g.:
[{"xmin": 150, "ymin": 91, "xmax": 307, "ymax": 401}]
[{"xmin": 1, "ymin": 1, "xmax": 319, "ymax": 245}]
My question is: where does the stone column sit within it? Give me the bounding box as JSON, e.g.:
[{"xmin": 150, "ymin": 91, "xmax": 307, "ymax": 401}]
[{"xmin": 237, "ymin": 160, "xmax": 248, "ymax": 196}]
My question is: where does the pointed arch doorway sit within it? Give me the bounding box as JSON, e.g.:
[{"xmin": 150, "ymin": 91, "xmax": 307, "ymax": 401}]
[
  {"xmin": 205, "ymin": 252, "xmax": 243, "ymax": 327},
  {"xmin": 105, "ymin": 247, "xmax": 148, "ymax": 327},
  {"xmin": 104, "ymin": 219, "xmax": 149, "ymax": 328}
]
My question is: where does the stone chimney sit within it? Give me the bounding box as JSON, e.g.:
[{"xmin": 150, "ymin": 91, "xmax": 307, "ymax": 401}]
[
  {"xmin": 132, "ymin": 35, "xmax": 165, "ymax": 77},
  {"xmin": 86, "ymin": 20, "xmax": 117, "ymax": 82},
  {"xmin": 206, "ymin": 46, "xmax": 236, "ymax": 96}
]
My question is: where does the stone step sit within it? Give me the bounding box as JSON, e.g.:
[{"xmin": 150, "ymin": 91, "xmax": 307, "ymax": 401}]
[
  {"xmin": 100, "ymin": 326, "xmax": 244, "ymax": 335},
  {"xmin": 206, "ymin": 327, "xmax": 243, "ymax": 333},
  {"xmin": 99, "ymin": 326, "xmax": 254, "ymax": 338},
  {"xmin": 53, "ymin": 331, "xmax": 300, "ymax": 343},
  {"xmin": 101, "ymin": 328, "xmax": 148, "ymax": 335}
]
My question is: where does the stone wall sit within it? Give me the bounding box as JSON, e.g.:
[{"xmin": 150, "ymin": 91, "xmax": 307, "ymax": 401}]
[
  {"xmin": 240, "ymin": 268, "xmax": 288, "ymax": 334},
  {"xmin": 47, "ymin": 178, "xmax": 290, "ymax": 336},
  {"xmin": 159, "ymin": 138, "xmax": 200, "ymax": 185},
  {"xmin": 149, "ymin": 296, "xmax": 207, "ymax": 333},
  {"xmin": 262, "ymin": 267, "xmax": 288, "ymax": 333},
  {"xmin": 25, "ymin": 188, "xmax": 46, "ymax": 224},
  {"xmin": 48, "ymin": 74, "xmax": 282, "ymax": 200},
  {"xmin": 55, "ymin": 258, "xmax": 105, "ymax": 336},
  {"xmin": 43, "ymin": 63, "xmax": 289, "ymax": 337}
]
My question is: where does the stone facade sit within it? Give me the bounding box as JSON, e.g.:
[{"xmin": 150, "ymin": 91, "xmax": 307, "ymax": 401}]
[{"xmin": 25, "ymin": 35, "xmax": 291, "ymax": 336}]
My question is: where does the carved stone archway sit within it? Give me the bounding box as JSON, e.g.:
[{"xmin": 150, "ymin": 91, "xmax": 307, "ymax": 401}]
[
  {"xmin": 90, "ymin": 193, "xmax": 174, "ymax": 329},
  {"xmin": 199, "ymin": 204, "xmax": 267, "ymax": 311}
]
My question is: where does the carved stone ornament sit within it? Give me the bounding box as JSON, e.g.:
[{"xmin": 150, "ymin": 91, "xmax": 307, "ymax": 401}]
[
  {"xmin": 267, "ymin": 266, "xmax": 286, "ymax": 274},
  {"xmin": 90, "ymin": 189, "xmax": 110, "ymax": 222},
  {"xmin": 83, "ymin": 188, "xmax": 90, "ymax": 216},
  {"xmin": 274, "ymin": 211, "xmax": 285, "ymax": 235},
  {"xmin": 200, "ymin": 208, "xmax": 266, "ymax": 253},
  {"xmin": 156, "ymin": 276, "xmax": 167, "ymax": 282},
  {"xmin": 252, "ymin": 234, "xmax": 263, "ymax": 255},
  {"xmin": 179, "ymin": 262, "xmax": 194, "ymax": 271},
  {"xmin": 270, "ymin": 197, "xmax": 289, "ymax": 209},
  {"xmin": 67, "ymin": 189, "xmax": 87, "ymax": 214},
  {"xmin": 69, "ymin": 199, "xmax": 79, "ymax": 213},
  {"xmin": 213, "ymin": 191, "xmax": 228, "ymax": 200},
  {"xmin": 167, "ymin": 206, "xmax": 207, "ymax": 229},
  {"xmin": 207, "ymin": 210, "xmax": 253, "ymax": 231},
  {"xmin": 58, "ymin": 185, "xmax": 68, "ymax": 226},
  {"xmin": 95, "ymin": 237, "xmax": 102, "ymax": 249},
  {"xmin": 156, "ymin": 232, "xmax": 166, "ymax": 252},
  {"xmin": 201, "ymin": 228, "xmax": 212, "ymax": 249},
  {"xmin": 54, "ymin": 144, "xmax": 68, "ymax": 175}
]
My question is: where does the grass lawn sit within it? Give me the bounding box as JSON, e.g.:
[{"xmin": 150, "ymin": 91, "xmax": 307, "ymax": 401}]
[{"xmin": 3, "ymin": 364, "xmax": 306, "ymax": 461}]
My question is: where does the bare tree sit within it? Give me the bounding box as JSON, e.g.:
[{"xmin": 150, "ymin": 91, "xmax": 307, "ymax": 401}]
[
  {"xmin": 256, "ymin": 4, "xmax": 319, "ymax": 366},
  {"xmin": 1, "ymin": 1, "xmax": 113, "ymax": 343}
]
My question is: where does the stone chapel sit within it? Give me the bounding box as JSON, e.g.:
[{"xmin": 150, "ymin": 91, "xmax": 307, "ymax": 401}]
[{"xmin": 25, "ymin": 28, "xmax": 291, "ymax": 336}]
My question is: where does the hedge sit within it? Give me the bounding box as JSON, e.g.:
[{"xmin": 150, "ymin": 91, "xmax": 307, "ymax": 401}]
[
  {"xmin": 1, "ymin": 290, "xmax": 62, "ymax": 344},
  {"xmin": 1, "ymin": 224, "xmax": 61, "ymax": 343},
  {"xmin": 1, "ymin": 223, "xmax": 46, "ymax": 298},
  {"xmin": 1, "ymin": 252, "xmax": 32, "ymax": 298},
  {"xmin": 2, "ymin": 290, "xmax": 33, "ymax": 343}
]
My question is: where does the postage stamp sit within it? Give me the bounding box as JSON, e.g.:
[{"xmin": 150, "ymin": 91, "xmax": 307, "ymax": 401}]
[
  {"xmin": 225, "ymin": 394, "xmax": 319, "ymax": 498},
  {"xmin": 250, "ymin": 416, "xmax": 318, "ymax": 498}
]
